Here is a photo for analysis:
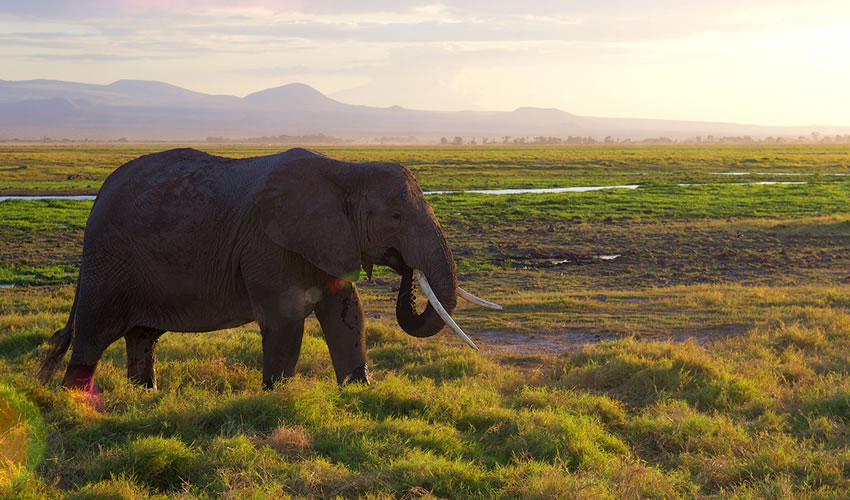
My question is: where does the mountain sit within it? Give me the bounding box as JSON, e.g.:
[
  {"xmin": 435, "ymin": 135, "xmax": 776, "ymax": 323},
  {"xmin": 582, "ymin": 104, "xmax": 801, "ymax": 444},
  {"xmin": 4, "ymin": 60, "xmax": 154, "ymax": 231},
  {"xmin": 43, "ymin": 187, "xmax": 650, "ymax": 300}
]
[
  {"xmin": 0, "ymin": 79, "xmax": 847, "ymax": 141},
  {"xmin": 242, "ymin": 83, "xmax": 345, "ymax": 110},
  {"xmin": 0, "ymin": 79, "xmax": 237, "ymax": 108}
]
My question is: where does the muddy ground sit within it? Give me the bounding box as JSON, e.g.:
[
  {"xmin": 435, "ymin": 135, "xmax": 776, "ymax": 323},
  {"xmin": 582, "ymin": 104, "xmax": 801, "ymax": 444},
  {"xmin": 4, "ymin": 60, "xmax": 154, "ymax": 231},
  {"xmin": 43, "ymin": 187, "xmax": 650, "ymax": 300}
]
[
  {"xmin": 444, "ymin": 217, "xmax": 850, "ymax": 288},
  {"xmin": 359, "ymin": 215, "xmax": 850, "ymax": 357}
]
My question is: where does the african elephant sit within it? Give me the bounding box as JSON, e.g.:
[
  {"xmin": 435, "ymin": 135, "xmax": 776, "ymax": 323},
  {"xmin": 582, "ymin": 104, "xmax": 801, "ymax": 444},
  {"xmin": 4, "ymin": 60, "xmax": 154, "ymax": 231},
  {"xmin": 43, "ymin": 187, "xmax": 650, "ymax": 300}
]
[{"xmin": 38, "ymin": 148, "xmax": 496, "ymax": 391}]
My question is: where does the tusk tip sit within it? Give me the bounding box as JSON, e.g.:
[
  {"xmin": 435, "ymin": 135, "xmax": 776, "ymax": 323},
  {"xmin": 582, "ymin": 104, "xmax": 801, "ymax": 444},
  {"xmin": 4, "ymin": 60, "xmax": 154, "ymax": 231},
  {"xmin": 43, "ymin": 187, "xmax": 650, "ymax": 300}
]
[{"xmin": 457, "ymin": 286, "xmax": 504, "ymax": 310}]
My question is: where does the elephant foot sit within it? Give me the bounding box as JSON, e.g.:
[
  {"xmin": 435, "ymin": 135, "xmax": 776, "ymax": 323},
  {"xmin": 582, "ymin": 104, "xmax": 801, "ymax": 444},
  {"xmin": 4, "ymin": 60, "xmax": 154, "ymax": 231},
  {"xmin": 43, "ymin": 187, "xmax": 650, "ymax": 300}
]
[
  {"xmin": 63, "ymin": 363, "xmax": 97, "ymax": 393},
  {"xmin": 342, "ymin": 365, "xmax": 370, "ymax": 386}
]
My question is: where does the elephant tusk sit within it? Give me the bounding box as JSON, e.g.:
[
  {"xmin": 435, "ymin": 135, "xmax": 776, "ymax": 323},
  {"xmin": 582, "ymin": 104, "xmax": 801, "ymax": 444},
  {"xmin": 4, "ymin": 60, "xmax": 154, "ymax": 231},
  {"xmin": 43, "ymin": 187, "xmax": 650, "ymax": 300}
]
[
  {"xmin": 457, "ymin": 287, "xmax": 503, "ymax": 310},
  {"xmin": 414, "ymin": 269, "xmax": 479, "ymax": 351}
]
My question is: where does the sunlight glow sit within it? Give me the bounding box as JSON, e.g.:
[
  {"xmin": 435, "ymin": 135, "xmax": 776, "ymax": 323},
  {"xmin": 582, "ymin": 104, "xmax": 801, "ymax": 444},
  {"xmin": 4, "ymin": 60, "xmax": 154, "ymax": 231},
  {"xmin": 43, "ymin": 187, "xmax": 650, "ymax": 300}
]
[{"xmin": 1, "ymin": 2, "xmax": 848, "ymax": 125}]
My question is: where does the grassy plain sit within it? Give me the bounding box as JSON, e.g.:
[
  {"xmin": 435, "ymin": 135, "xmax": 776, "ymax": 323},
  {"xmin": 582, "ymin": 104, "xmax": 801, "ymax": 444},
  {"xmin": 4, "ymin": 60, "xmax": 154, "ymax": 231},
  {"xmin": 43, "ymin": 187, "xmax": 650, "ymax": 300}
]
[{"xmin": 1, "ymin": 145, "xmax": 849, "ymax": 497}]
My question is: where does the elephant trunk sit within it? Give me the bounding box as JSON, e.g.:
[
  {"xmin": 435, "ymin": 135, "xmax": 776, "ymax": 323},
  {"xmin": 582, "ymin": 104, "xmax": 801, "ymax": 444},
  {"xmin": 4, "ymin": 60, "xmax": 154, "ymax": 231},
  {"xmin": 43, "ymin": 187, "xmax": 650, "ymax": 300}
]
[{"xmin": 395, "ymin": 235, "xmax": 458, "ymax": 338}]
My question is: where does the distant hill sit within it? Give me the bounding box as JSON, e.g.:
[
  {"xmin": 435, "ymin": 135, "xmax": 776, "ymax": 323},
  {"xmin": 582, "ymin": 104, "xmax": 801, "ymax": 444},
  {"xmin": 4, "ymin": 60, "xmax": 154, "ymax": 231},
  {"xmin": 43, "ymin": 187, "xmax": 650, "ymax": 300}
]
[
  {"xmin": 0, "ymin": 79, "xmax": 847, "ymax": 141},
  {"xmin": 242, "ymin": 83, "xmax": 346, "ymax": 110}
]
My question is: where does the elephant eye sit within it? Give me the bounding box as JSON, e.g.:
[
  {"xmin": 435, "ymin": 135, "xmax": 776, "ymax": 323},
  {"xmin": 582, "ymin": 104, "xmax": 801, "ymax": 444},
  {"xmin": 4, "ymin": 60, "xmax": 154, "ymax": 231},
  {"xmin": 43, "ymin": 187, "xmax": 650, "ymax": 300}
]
[{"xmin": 391, "ymin": 211, "xmax": 401, "ymax": 220}]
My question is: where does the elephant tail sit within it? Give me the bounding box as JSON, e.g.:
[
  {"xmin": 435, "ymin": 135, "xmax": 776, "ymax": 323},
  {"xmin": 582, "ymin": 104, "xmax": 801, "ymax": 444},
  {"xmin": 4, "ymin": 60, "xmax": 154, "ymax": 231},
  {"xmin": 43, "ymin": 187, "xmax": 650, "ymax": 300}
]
[{"xmin": 37, "ymin": 286, "xmax": 78, "ymax": 384}]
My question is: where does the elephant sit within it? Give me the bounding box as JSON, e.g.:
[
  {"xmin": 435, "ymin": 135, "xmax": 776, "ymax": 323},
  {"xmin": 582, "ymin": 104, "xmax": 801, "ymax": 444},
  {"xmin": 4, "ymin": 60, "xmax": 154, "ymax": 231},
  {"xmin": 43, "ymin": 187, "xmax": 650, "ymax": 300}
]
[{"xmin": 38, "ymin": 148, "xmax": 498, "ymax": 391}]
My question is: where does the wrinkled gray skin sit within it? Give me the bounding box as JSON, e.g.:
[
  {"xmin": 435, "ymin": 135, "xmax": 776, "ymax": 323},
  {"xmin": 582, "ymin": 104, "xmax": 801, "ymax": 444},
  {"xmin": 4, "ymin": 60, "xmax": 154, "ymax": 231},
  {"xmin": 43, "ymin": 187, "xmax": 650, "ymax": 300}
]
[{"xmin": 38, "ymin": 148, "xmax": 457, "ymax": 391}]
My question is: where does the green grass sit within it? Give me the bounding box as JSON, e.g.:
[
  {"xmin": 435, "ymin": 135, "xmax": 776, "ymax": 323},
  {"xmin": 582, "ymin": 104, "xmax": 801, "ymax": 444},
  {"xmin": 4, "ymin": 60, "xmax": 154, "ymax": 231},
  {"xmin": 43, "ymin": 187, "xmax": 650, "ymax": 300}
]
[
  {"xmin": 2, "ymin": 297, "xmax": 849, "ymax": 497},
  {"xmin": 1, "ymin": 145, "xmax": 850, "ymax": 497},
  {"xmin": 0, "ymin": 200, "xmax": 91, "ymax": 233},
  {"xmin": 2, "ymin": 144, "xmax": 848, "ymax": 194},
  {"xmin": 429, "ymin": 180, "xmax": 850, "ymax": 223},
  {"xmin": 0, "ymin": 383, "xmax": 46, "ymax": 490}
]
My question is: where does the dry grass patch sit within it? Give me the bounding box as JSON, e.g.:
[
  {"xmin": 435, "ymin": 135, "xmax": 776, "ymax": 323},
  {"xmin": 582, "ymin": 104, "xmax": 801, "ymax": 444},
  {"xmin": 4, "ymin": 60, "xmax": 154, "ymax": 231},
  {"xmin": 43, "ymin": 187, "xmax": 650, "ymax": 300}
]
[
  {"xmin": 0, "ymin": 399, "xmax": 28, "ymax": 486},
  {"xmin": 267, "ymin": 423, "xmax": 313, "ymax": 457},
  {"xmin": 0, "ymin": 384, "xmax": 46, "ymax": 492}
]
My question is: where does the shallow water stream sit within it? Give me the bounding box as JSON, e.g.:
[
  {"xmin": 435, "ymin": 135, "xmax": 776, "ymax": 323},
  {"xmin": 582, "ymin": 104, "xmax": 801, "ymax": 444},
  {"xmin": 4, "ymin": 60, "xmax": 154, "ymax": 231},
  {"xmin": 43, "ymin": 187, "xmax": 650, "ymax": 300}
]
[
  {"xmin": 0, "ymin": 195, "xmax": 96, "ymax": 202},
  {"xmin": 0, "ymin": 177, "xmax": 820, "ymax": 203}
]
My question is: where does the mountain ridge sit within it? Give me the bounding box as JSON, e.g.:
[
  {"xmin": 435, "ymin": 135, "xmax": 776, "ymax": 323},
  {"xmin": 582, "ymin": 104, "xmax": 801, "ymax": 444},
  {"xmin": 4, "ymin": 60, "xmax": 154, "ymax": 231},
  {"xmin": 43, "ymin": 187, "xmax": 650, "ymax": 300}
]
[{"xmin": 0, "ymin": 79, "xmax": 847, "ymax": 141}]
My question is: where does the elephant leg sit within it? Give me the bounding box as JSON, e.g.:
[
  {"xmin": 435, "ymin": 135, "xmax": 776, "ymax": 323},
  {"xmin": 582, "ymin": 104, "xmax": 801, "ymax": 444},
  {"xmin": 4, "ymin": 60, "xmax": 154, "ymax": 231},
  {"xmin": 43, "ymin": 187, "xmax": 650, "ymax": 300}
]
[
  {"xmin": 315, "ymin": 282, "xmax": 368, "ymax": 385},
  {"xmin": 63, "ymin": 312, "xmax": 130, "ymax": 392},
  {"xmin": 125, "ymin": 326, "xmax": 165, "ymax": 389},
  {"xmin": 243, "ymin": 251, "xmax": 316, "ymax": 389},
  {"xmin": 260, "ymin": 317, "xmax": 305, "ymax": 390}
]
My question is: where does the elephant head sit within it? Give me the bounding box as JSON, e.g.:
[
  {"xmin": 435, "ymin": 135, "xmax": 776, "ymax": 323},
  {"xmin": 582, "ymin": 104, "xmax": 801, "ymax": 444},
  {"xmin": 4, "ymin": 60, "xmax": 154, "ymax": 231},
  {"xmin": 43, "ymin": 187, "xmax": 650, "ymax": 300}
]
[
  {"xmin": 354, "ymin": 162, "xmax": 459, "ymax": 339},
  {"xmin": 254, "ymin": 155, "xmax": 495, "ymax": 347}
]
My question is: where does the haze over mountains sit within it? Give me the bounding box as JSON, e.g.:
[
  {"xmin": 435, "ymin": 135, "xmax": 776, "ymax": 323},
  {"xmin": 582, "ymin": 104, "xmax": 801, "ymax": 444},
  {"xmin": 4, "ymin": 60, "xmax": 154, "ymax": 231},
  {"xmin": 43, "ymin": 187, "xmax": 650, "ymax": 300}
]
[{"xmin": 1, "ymin": 79, "xmax": 847, "ymax": 142}]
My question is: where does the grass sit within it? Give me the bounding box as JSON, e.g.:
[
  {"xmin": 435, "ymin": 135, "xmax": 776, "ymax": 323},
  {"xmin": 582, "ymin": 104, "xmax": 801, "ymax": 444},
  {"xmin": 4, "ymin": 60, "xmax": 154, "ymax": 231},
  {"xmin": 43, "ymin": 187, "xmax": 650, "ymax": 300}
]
[
  {"xmin": 2, "ymin": 145, "xmax": 849, "ymax": 287},
  {"xmin": 1, "ymin": 144, "xmax": 849, "ymax": 497},
  {"xmin": 1, "ymin": 144, "xmax": 848, "ymax": 194},
  {"xmin": 2, "ymin": 302, "xmax": 849, "ymax": 497},
  {"xmin": 0, "ymin": 383, "xmax": 46, "ymax": 490}
]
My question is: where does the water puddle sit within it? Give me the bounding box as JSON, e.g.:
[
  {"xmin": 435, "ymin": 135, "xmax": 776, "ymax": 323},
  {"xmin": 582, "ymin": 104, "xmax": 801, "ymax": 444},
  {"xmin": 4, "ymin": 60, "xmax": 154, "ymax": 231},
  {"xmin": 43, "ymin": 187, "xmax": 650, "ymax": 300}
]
[
  {"xmin": 521, "ymin": 253, "xmax": 624, "ymax": 269},
  {"xmin": 425, "ymin": 185, "xmax": 640, "ymax": 195},
  {"xmin": 0, "ymin": 195, "xmax": 96, "ymax": 202},
  {"xmin": 595, "ymin": 254, "xmax": 622, "ymax": 261},
  {"xmin": 548, "ymin": 254, "xmax": 622, "ymax": 265},
  {"xmin": 1, "ymin": 174, "xmax": 839, "ymax": 204},
  {"xmin": 0, "ymin": 185, "xmax": 640, "ymax": 202}
]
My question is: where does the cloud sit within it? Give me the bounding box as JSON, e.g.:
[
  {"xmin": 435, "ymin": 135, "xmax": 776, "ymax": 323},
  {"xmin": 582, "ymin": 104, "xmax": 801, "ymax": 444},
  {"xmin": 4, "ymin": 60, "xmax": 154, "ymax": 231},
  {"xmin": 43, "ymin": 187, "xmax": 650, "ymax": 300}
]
[
  {"xmin": 2, "ymin": 32, "xmax": 79, "ymax": 41},
  {"xmin": 24, "ymin": 53, "xmax": 158, "ymax": 61},
  {"xmin": 1, "ymin": 0, "xmax": 848, "ymax": 124},
  {"xmin": 4, "ymin": 0, "xmax": 848, "ymax": 19},
  {"xmin": 4, "ymin": 2, "xmax": 849, "ymax": 50}
]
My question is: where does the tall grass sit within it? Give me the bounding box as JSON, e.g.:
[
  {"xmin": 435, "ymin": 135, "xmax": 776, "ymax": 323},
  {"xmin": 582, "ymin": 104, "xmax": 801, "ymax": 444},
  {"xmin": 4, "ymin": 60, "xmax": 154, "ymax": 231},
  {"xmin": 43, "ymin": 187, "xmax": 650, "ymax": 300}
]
[{"xmin": 1, "ymin": 297, "xmax": 848, "ymax": 497}]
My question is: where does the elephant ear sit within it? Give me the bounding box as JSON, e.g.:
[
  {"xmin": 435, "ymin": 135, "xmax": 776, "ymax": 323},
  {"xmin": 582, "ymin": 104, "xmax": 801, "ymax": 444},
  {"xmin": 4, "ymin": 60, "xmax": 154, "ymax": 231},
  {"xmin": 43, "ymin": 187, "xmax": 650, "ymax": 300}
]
[{"xmin": 253, "ymin": 158, "xmax": 361, "ymax": 281}]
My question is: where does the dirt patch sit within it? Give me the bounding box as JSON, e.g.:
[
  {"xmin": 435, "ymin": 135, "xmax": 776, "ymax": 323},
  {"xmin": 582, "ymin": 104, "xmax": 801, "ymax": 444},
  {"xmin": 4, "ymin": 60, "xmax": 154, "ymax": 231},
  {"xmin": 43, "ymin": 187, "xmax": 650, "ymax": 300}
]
[
  {"xmin": 0, "ymin": 230, "xmax": 83, "ymax": 265},
  {"xmin": 445, "ymin": 217, "xmax": 850, "ymax": 288},
  {"xmin": 472, "ymin": 331, "xmax": 617, "ymax": 356},
  {"xmin": 471, "ymin": 326, "xmax": 740, "ymax": 358}
]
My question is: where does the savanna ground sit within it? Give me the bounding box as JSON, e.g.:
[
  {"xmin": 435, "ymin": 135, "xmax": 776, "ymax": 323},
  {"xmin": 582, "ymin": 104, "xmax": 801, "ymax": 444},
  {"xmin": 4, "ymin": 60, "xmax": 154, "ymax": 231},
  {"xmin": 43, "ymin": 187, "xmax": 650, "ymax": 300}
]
[{"xmin": 1, "ymin": 145, "xmax": 849, "ymax": 498}]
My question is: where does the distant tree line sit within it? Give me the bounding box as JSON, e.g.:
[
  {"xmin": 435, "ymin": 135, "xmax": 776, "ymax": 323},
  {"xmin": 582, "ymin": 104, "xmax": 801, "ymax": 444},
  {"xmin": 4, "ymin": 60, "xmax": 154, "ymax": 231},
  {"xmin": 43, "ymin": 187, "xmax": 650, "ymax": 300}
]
[
  {"xmin": 3, "ymin": 131, "xmax": 850, "ymax": 145},
  {"xmin": 205, "ymin": 133, "xmax": 348, "ymax": 144},
  {"xmin": 436, "ymin": 133, "xmax": 850, "ymax": 146},
  {"xmin": 0, "ymin": 134, "xmax": 351, "ymax": 144},
  {"xmin": 0, "ymin": 137, "xmax": 128, "ymax": 143},
  {"xmin": 683, "ymin": 133, "xmax": 850, "ymax": 145},
  {"xmin": 440, "ymin": 136, "xmax": 604, "ymax": 145},
  {"xmin": 374, "ymin": 136, "xmax": 419, "ymax": 145}
]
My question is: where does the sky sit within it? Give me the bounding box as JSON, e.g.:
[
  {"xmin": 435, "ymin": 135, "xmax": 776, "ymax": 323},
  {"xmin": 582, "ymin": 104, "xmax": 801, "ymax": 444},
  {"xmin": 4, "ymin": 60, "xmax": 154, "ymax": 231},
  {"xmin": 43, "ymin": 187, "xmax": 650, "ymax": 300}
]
[{"xmin": 1, "ymin": 1, "xmax": 849, "ymax": 126}]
